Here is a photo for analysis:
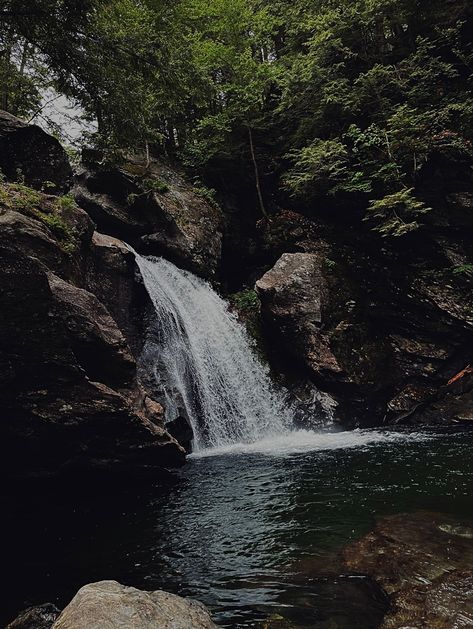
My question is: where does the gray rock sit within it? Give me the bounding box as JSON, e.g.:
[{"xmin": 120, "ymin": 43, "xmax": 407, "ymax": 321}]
[
  {"xmin": 0, "ymin": 175, "xmax": 185, "ymax": 477},
  {"xmin": 0, "ymin": 110, "xmax": 72, "ymax": 193},
  {"xmin": 51, "ymin": 581, "xmax": 217, "ymax": 629},
  {"xmin": 256, "ymin": 251, "xmax": 343, "ymax": 379},
  {"xmin": 73, "ymin": 157, "xmax": 223, "ymax": 278}
]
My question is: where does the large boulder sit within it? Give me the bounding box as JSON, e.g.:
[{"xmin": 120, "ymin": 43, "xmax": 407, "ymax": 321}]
[
  {"xmin": 85, "ymin": 232, "xmax": 150, "ymax": 356},
  {"xmin": 73, "ymin": 156, "xmax": 223, "ymax": 278},
  {"xmin": 0, "ymin": 111, "xmax": 72, "ymax": 193},
  {"xmin": 0, "ymin": 180, "xmax": 185, "ymax": 476},
  {"xmin": 51, "ymin": 581, "xmax": 217, "ymax": 629},
  {"xmin": 256, "ymin": 251, "xmax": 345, "ymax": 381}
]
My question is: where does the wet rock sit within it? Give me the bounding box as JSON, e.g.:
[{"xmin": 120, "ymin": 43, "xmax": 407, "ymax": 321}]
[
  {"xmin": 6, "ymin": 603, "xmax": 60, "ymax": 629},
  {"xmin": 256, "ymin": 250, "xmax": 392, "ymax": 423},
  {"xmin": 73, "ymin": 156, "xmax": 223, "ymax": 278},
  {"xmin": 0, "ymin": 111, "xmax": 72, "ymax": 193},
  {"xmin": 86, "ymin": 232, "xmax": 149, "ymax": 356},
  {"xmin": 51, "ymin": 580, "xmax": 217, "ymax": 629},
  {"xmin": 0, "ymin": 178, "xmax": 185, "ymax": 477},
  {"xmin": 255, "ymin": 229, "xmax": 473, "ymax": 426},
  {"xmin": 166, "ymin": 415, "xmax": 194, "ymax": 453},
  {"xmin": 343, "ymin": 512, "xmax": 473, "ymax": 629},
  {"xmin": 381, "ymin": 570, "xmax": 473, "ymax": 629},
  {"xmin": 47, "ymin": 272, "xmax": 136, "ymax": 387}
]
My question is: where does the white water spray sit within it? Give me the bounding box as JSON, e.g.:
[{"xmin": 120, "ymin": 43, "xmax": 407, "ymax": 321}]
[{"xmin": 134, "ymin": 254, "xmax": 292, "ymax": 451}]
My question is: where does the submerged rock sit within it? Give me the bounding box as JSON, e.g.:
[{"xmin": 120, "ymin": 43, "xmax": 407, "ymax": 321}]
[
  {"xmin": 343, "ymin": 512, "xmax": 473, "ymax": 629},
  {"xmin": 51, "ymin": 580, "xmax": 217, "ymax": 629}
]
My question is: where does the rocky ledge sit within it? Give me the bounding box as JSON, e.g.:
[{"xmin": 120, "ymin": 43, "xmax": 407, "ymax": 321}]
[
  {"xmin": 73, "ymin": 154, "xmax": 223, "ymax": 279},
  {"xmin": 6, "ymin": 581, "xmax": 217, "ymax": 629},
  {"xmin": 255, "ymin": 211, "xmax": 473, "ymax": 426},
  {"xmin": 0, "ymin": 112, "xmax": 189, "ymax": 477}
]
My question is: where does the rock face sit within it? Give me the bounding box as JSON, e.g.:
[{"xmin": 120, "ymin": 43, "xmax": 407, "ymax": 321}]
[
  {"xmin": 0, "ymin": 178, "xmax": 185, "ymax": 477},
  {"xmin": 0, "ymin": 111, "xmax": 72, "ymax": 193},
  {"xmin": 256, "ymin": 215, "xmax": 473, "ymax": 425},
  {"xmin": 342, "ymin": 512, "xmax": 473, "ymax": 629},
  {"xmin": 50, "ymin": 581, "xmax": 217, "ymax": 629},
  {"xmin": 73, "ymin": 156, "xmax": 223, "ymax": 278}
]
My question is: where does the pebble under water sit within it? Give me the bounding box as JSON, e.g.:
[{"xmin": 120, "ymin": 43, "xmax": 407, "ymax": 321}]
[{"xmin": 3, "ymin": 429, "xmax": 473, "ymax": 627}]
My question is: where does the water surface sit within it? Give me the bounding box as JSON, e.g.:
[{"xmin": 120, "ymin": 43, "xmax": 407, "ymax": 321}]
[{"xmin": 3, "ymin": 429, "xmax": 472, "ymax": 627}]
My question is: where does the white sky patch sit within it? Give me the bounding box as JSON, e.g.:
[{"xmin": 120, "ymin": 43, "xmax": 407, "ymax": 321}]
[{"xmin": 32, "ymin": 90, "xmax": 97, "ymax": 146}]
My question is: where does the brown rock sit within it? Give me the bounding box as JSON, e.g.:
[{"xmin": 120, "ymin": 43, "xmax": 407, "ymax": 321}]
[
  {"xmin": 256, "ymin": 252, "xmax": 343, "ymax": 379},
  {"xmin": 343, "ymin": 512, "xmax": 473, "ymax": 628}
]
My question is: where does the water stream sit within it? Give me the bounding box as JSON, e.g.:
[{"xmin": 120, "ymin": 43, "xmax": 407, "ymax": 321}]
[{"xmin": 135, "ymin": 254, "xmax": 292, "ymax": 451}]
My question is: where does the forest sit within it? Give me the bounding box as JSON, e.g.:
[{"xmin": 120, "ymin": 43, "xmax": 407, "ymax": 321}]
[
  {"xmin": 2, "ymin": 0, "xmax": 472, "ymax": 235},
  {"xmin": 1, "ymin": 2, "xmax": 472, "ymax": 628}
]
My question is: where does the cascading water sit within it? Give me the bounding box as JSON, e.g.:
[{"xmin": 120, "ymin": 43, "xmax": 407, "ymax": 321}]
[{"xmin": 134, "ymin": 254, "xmax": 292, "ymax": 451}]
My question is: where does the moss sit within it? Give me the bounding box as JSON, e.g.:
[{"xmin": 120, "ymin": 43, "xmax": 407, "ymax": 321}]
[
  {"xmin": 452, "ymin": 264, "xmax": 473, "ymax": 277},
  {"xmin": 0, "ymin": 181, "xmax": 43, "ymax": 212},
  {"xmin": 230, "ymin": 288, "xmax": 260, "ymax": 313},
  {"xmin": 228, "ymin": 289, "xmax": 268, "ymax": 361},
  {"xmin": 121, "ymin": 162, "xmax": 148, "ymax": 177},
  {"xmin": 0, "ymin": 182, "xmax": 78, "ymax": 255},
  {"xmin": 323, "ymin": 257, "xmax": 337, "ymax": 270},
  {"xmin": 141, "ymin": 177, "xmax": 169, "ymax": 194}
]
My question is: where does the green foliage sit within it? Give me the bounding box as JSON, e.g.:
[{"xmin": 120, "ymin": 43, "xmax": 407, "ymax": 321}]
[
  {"xmin": 1, "ymin": 0, "xmax": 472, "ymax": 238},
  {"xmin": 0, "ymin": 181, "xmax": 42, "ymax": 211},
  {"xmin": 324, "ymin": 258, "xmax": 337, "ymax": 270},
  {"xmin": 284, "ymin": 140, "xmax": 349, "ymax": 197},
  {"xmin": 228, "ymin": 288, "xmax": 265, "ymax": 355},
  {"xmin": 230, "ymin": 289, "xmax": 260, "ymax": 313},
  {"xmin": 276, "ymin": 0, "xmax": 473, "ymax": 233},
  {"xmin": 452, "ymin": 264, "xmax": 473, "ymax": 277},
  {"xmin": 192, "ymin": 181, "xmax": 219, "ymax": 207},
  {"xmin": 364, "ymin": 188, "xmax": 432, "ymax": 237},
  {"xmin": 141, "ymin": 177, "xmax": 169, "ymax": 194}
]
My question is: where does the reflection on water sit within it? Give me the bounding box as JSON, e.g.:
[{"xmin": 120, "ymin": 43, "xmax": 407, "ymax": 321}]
[{"xmin": 2, "ymin": 430, "xmax": 473, "ymax": 627}]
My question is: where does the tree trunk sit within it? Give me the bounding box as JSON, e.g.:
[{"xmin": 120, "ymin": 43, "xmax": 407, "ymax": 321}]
[{"xmin": 248, "ymin": 125, "xmax": 268, "ymax": 220}]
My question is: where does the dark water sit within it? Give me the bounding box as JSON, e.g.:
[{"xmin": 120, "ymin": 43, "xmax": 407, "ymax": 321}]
[{"xmin": 2, "ymin": 430, "xmax": 473, "ymax": 627}]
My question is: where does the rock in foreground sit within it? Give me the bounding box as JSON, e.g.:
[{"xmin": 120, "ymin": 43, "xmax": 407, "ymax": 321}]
[{"xmin": 51, "ymin": 581, "xmax": 217, "ymax": 629}]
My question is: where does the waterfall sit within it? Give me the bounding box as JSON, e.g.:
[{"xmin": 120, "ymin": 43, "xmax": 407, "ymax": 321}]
[{"xmin": 134, "ymin": 254, "xmax": 291, "ymax": 451}]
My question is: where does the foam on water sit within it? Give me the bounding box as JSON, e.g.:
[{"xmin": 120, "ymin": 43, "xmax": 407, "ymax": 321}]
[{"xmin": 189, "ymin": 428, "xmax": 432, "ymax": 458}]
